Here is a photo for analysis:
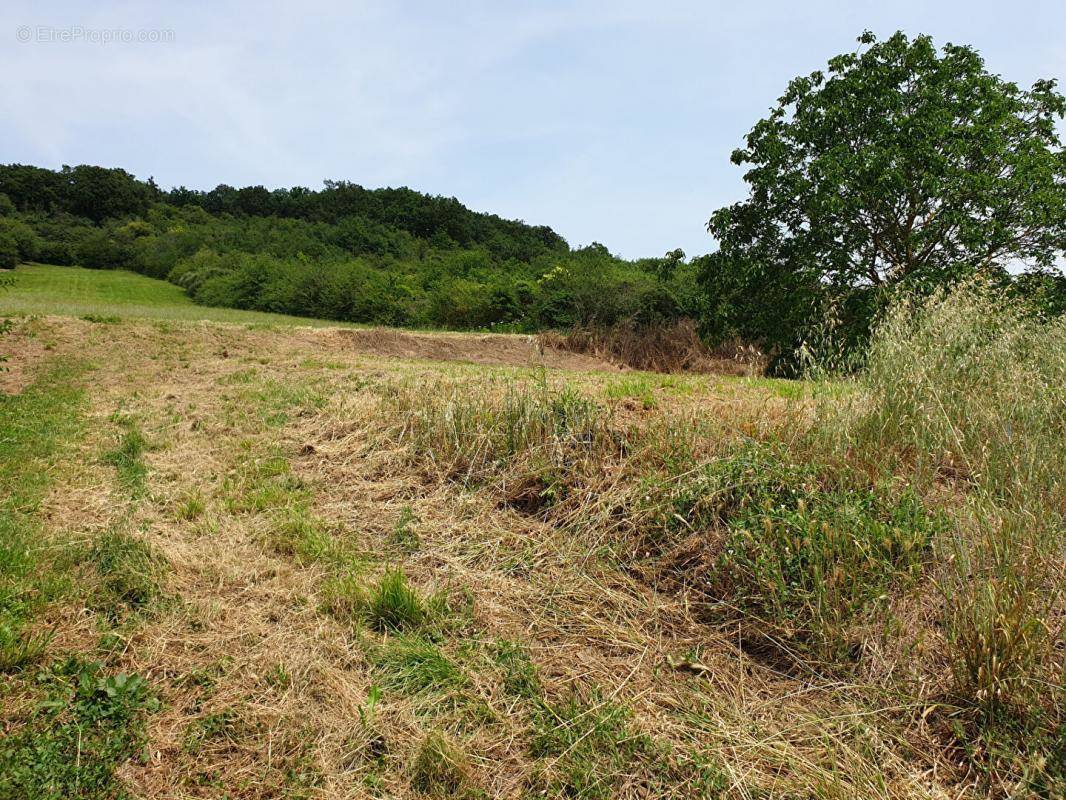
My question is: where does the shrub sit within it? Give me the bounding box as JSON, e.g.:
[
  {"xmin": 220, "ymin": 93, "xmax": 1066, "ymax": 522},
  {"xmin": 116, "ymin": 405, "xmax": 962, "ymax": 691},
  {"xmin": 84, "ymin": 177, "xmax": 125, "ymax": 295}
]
[
  {"xmin": 0, "ymin": 230, "xmax": 17, "ymax": 269},
  {"xmin": 662, "ymin": 443, "xmax": 942, "ymax": 658}
]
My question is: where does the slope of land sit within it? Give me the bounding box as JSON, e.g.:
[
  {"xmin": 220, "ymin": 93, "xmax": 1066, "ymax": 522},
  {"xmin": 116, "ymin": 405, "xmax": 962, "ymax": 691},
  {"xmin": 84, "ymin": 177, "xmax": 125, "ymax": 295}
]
[{"xmin": 0, "ymin": 263, "xmax": 363, "ymax": 327}]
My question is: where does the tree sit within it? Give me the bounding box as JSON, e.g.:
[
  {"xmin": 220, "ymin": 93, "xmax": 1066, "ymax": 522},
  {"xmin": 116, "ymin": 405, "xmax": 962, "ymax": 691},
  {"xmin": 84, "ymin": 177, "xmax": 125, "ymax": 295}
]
[
  {"xmin": 0, "ymin": 232, "xmax": 17, "ymax": 269},
  {"xmin": 703, "ymin": 30, "xmax": 1066, "ymax": 357}
]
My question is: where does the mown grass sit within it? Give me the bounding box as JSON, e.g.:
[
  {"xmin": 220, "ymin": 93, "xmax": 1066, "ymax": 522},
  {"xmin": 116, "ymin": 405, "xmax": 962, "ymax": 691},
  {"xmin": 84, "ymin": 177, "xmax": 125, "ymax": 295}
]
[
  {"xmin": 0, "ymin": 263, "xmax": 360, "ymax": 327},
  {"xmin": 529, "ymin": 692, "xmax": 727, "ymax": 799},
  {"xmin": 0, "ymin": 357, "xmax": 161, "ymax": 798},
  {"xmin": 376, "ymin": 282, "xmax": 1065, "ymax": 796},
  {"xmin": 0, "ymin": 359, "xmax": 87, "ymax": 671}
]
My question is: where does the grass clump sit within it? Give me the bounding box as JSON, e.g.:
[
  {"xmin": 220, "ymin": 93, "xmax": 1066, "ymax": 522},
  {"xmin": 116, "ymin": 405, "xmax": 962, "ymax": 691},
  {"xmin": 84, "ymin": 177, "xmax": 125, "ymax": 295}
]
[
  {"xmin": 326, "ymin": 568, "xmax": 445, "ymax": 633},
  {"xmin": 267, "ymin": 506, "xmax": 339, "ymax": 563},
  {"xmin": 846, "ymin": 283, "xmax": 1065, "ymax": 504},
  {"xmin": 223, "ymin": 449, "xmax": 309, "ymax": 514},
  {"xmin": 390, "ymin": 505, "xmax": 420, "ymax": 553},
  {"xmin": 410, "ymin": 731, "xmax": 475, "ymax": 797},
  {"xmin": 0, "ymin": 621, "xmax": 51, "ymax": 672},
  {"xmin": 102, "ymin": 415, "xmax": 150, "ymax": 496},
  {"xmin": 79, "ymin": 313, "xmax": 122, "ymax": 324},
  {"xmin": 371, "ymin": 636, "xmax": 469, "ymax": 702},
  {"xmin": 0, "ymin": 658, "xmax": 157, "ymax": 800},
  {"xmin": 90, "ymin": 530, "xmax": 162, "ymax": 618}
]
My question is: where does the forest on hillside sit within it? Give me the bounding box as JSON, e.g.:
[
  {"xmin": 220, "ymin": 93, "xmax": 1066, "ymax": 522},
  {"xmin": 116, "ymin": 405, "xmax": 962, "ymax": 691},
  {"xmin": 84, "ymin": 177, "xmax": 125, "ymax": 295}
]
[{"xmin": 0, "ymin": 163, "xmax": 703, "ymax": 334}]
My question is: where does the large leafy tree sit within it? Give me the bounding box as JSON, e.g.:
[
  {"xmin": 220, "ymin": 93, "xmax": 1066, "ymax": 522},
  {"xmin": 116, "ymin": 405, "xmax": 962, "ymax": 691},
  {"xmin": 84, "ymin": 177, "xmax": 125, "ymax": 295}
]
[{"xmin": 702, "ymin": 31, "xmax": 1066, "ymax": 357}]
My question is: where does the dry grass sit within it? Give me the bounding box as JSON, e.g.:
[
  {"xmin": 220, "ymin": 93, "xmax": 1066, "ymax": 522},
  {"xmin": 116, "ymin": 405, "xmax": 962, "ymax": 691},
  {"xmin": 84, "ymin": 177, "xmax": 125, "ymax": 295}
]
[
  {"xmin": 538, "ymin": 319, "xmax": 765, "ymax": 375},
  {"xmin": 1, "ymin": 309, "xmax": 1039, "ymax": 799}
]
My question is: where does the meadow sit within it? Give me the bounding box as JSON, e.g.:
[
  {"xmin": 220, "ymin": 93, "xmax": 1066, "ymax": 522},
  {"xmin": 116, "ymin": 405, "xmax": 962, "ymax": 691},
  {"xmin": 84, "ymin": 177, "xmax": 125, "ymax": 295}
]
[
  {"xmin": 0, "ymin": 266, "xmax": 1062, "ymax": 799},
  {"xmin": 0, "ymin": 263, "xmax": 363, "ymax": 327}
]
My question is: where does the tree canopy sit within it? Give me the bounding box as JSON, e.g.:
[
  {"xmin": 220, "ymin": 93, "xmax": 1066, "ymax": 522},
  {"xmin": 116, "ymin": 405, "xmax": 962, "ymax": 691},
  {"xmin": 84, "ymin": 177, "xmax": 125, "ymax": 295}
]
[{"xmin": 702, "ymin": 30, "xmax": 1066, "ymax": 360}]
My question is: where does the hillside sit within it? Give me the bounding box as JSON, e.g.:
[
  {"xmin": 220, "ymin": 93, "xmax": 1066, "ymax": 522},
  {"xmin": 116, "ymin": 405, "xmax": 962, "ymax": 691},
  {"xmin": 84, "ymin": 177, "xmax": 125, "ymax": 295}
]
[{"xmin": 0, "ymin": 164, "xmax": 701, "ymax": 334}]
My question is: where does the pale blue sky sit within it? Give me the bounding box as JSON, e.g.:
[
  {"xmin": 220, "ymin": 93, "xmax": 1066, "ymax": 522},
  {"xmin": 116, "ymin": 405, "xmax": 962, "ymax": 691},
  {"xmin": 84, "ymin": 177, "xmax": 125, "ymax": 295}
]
[{"xmin": 2, "ymin": 1, "xmax": 1064, "ymax": 258}]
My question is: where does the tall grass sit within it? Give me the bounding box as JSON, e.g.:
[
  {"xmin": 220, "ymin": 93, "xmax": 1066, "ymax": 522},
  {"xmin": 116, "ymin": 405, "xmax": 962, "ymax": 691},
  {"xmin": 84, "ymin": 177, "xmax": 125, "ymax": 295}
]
[
  {"xmin": 845, "ymin": 283, "xmax": 1065, "ymax": 507},
  {"xmin": 375, "ymin": 286, "xmax": 1064, "ymax": 791},
  {"xmin": 825, "ymin": 283, "xmax": 1064, "ymax": 789},
  {"xmin": 383, "ymin": 377, "xmax": 615, "ymax": 484}
]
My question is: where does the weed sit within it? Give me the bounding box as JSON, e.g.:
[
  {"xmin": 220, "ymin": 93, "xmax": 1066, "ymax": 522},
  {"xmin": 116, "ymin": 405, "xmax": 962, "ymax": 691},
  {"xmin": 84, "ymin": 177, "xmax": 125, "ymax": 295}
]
[
  {"xmin": 266, "ymin": 662, "xmax": 292, "ymax": 691},
  {"xmin": 656, "ymin": 442, "xmax": 942, "ymax": 658},
  {"xmin": 0, "ymin": 659, "xmax": 157, "ymax": 800}
]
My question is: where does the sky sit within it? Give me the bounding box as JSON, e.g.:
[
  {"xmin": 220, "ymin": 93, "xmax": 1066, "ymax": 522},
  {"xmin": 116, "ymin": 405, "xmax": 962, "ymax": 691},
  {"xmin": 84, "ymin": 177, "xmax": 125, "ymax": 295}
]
[{"xmin": 2, "ymin": 1, "xmax": 1064, "ymax": 259}]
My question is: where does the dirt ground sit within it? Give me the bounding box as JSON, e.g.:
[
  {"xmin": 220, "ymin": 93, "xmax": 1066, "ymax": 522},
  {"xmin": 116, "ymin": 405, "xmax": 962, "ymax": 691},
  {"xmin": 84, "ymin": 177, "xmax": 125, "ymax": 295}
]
[{"xmin": 332, "ymin": 327, "xmax": 622, "ymax": 371}]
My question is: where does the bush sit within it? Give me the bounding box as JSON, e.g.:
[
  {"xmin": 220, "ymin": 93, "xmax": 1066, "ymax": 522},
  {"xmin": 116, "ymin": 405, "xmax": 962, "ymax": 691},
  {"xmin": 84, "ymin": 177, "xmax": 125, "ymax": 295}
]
[
  {"xmin": 0, "ymin": 230, "xmax": 17, "ymax": 269},
  {"xmin": 0, "ymin": 218, "xmax": 41, "ymax": 263},
  {"xmin": 660, "ymin": 443, "xmax": 942, "ymax": 658}
]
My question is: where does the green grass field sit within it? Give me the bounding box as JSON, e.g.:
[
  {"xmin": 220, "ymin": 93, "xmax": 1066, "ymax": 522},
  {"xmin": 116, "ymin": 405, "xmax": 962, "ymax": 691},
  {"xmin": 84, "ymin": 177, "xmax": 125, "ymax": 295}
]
[{"xmin": 0, "ymin": 263, "xmax": 355, "ymax": 327}]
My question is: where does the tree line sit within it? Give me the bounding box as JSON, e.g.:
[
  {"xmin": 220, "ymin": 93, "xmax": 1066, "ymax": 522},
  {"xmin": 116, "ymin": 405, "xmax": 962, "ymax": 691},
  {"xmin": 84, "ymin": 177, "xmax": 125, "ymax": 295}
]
[{"xmin": 0, "ymin": 165, "xmax": 703, "ymax": 332}]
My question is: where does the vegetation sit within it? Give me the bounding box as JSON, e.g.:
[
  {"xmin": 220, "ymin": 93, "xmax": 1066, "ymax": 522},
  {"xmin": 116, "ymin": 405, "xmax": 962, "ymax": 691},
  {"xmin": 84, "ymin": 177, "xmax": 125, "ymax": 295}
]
[
  {"xmin": 0, "ymin": 166, "xmax": 701, "ymax": 335},
  {"xmin": 0, "ymin": 357, "xmax": 160, "ymax": 797},
  {"xmin": 0, "ymin": 262, "xmax": 358, "ymax": 326},
  {"xmin": 2, "ymin": 271, "xmax": 1063, "ymax": 797},
  {"xmin": 0, "ymin": 660, "xmax": 158, "ymax": 800},
  {"xmin": 702, "ymin": 30, "xmax": 1066, "ymax": 368},
  {"xmin": 2, "ymin": 24, "xmax": 1064, "ymax": 800}
]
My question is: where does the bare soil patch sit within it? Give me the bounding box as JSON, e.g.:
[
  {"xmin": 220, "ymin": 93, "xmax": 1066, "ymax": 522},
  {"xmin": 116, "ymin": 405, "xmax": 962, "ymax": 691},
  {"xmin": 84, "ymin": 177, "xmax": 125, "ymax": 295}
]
[{"xmin": 331, "ymin": 327, "xmax": 621, "ymax": 371}]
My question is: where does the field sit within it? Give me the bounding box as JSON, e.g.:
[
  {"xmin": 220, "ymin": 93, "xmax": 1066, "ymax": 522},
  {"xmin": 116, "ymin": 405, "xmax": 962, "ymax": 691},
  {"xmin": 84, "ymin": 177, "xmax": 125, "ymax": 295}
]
[
  {"xmin": 0, "ymin": 267, "xmax": 1062, "ymax": 799},
  {"xmin": 0, "ymin": 263, "xmax": 362, "ymax": 327}
]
